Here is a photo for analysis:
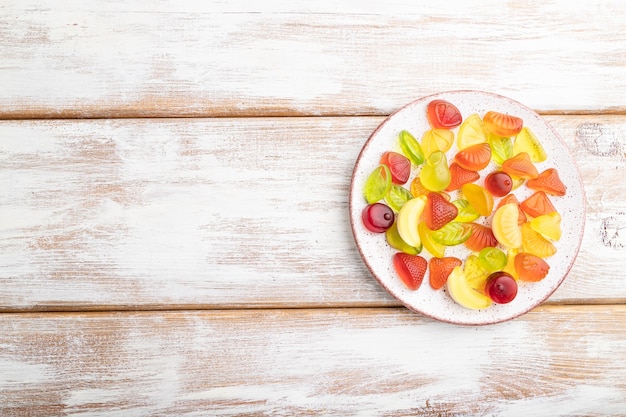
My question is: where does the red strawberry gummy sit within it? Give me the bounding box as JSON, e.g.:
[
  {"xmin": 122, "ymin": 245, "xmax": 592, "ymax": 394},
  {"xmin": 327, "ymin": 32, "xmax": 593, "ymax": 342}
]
[
  {"xmin": 527, "ymin": 168, "xmax": 567, "ymax": 196},
  {"xmin": 393, "ymin": 253, "xmax": 427, "ymax": 290},
  {"xmin": 427, "ymin": 100, "xmax": 463, "ymax": 129},
  {"xmin": 423, "ymin": 192, "xmax": 459, "ymax": 230},
  {"xmin": 446, "ymin": 162, "xmax": 480, "ymax": 191},
  {"xmin": 429, "ymin": 256, "xmax": 462, "ymax": 290},
  {"xmin": 454, "ymin": 143, "xmax": 492, "ymax": 171}
]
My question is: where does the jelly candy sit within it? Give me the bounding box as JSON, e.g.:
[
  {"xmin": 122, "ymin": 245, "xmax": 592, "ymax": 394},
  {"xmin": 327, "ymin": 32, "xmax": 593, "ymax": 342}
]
[
  {"xmin": 489, "ymin": 134, "xmax": 514, "ymax": 165},
  {"xmin": 446, "ymin": 162, "xmax": 480, "ymax": 191},
  {"xmin": 429, "ymin": 256, "xmax": 462, "ymax": 290},
  {"xmin": 386, "ymin": 221, "xmax": 422, "ymax": 255},
  {"xmin": 497, "ymin": 194, "xmax": 527, "ymax": 225},
  {"xmin": 454, "ymin": 143, "xmax": 492, "ymax": 171},
  {"xmin": 421, "ymin": 129, "xmax": 454, "ymax": 157},
  {"xmin": 484, "ymin": 272, "xmax": 517, "ymax": 304},
  {"xmin": 396, "ymin": 196, "xmax": 427, "ymax": 248},
  {"xmin": 464, "ymin": 223, "xmax": 498, "ymax": 252},
  {"xmin": 530, "ymin": 212, "xmax": 562, "ymax": 241},
  {"xmin": 385, "ymin": 185, "xmax": 414, "ymax": 212},
  {"xmin": 515, "ymin": 253, "xmax": 550, "ymax": 282},
  {"xmin": 461, "ymin": 183, "xmax": 494, "ymax": 217},
  {"xmin": 410, "ymin": 176, "xmax": 429, "ymax": 198},
  {"xmin": 431, "ymin": 222, "xmax": 473, "ymax": 246},
  {"xmin": 423, "ymin": 192, "xmax": 458, "ymax": 230},
  {"xmin": 380, "ymin": 151, "xmax": 411, "ymax": 184},
  {"xmin": 427, "ymin": 100, "xmax": 463, "ymax": 129},
  {"xmin": 521, "ymin": 222, "xmax": 557, "ymax": 258},
  {"xmin": 457, "ymin": 113, "xmax": 488, "ymax": 150},
  {"xmin": 363, "ymin": 164, "xmax": 392, "ymax": 204},
  {"xmin": 514, "ymin": 127, "xmax": 546, "ymax": 163},
  {"xmin": 419, "ymin": 151, "xmax": 451, "ymax": 192},
  {"xmin": 463, "ymin": 254, "xmax": 489, "ymax": 287},
  {"xmin": 399, "ymin": 130, "xmax": 425, "ymax": 166},
  {"xmin": 527, "ymin": 168, "xmax": 566, "ymax": 196},
  {"xmin": 478, "ymin": 247, "xmax": 507, "ymax": 272},
  {"xmin": 418, "ymin": 222, "xmax": 446, "ymax": 258},
  {"xmin": 447, "ymin": 266, "xmax": 492, "ymax": 310},
  {"xmin": 362, "ymin": 203, "xmax": 394, "ymax": 233},
  {"xmin": 502, "ymin": 248, "xmax": 520, "ymax": 280},
  {"xmin": 484, "ymin": 171, "xmax": 513, "ymax": 197},
  {"xmin": 393, "ymin": 253, "xmax": 427, "ymax": 290},
  {"xmin": 483, "ymin": 111, "xmax": 523, "ymax": 137},
  {"xmin": 452, "ymin": 199, "xmax": 481, "ymax": 223},
  {"xmin": 492, "ymin": 203, "xmax": 522, "ymax": 248},
  {"xmin": 501, "ymin": 152, "xmax": 538, "ymax": 180},
  {"xmin": 520, "ymin": 191, "xmax": 557, "ymax": 218}
]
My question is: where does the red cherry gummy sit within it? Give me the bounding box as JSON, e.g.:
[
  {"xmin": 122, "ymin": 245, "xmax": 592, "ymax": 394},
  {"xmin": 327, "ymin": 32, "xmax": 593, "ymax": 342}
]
[
  {"xmin": 362, "ymin": 203, "xmax": 394, "ymax": 233},
  {"xmin": 423, "ymin": 192, "xmax": 459, "ymax": 230},
  {"xmin": 485, "ymin": 272, "xmax": 518, "ymax": 304},
  {"xmin": 427, "ymin": 100, "xmax": 463, "ymax": 129},
  {"xmin": 446, "ymin": 162, "xmax": 480, "ymax": 192},
  {"xmin": 484, "ymin": 171, "xmax": 513, "ymax": 197},
  {"xmin": 393, "ymin": 253, "xmax": 427, "ymax": 290},
  {"xmin": 380, "ymin": 151, "xmax": 411, "ymax": 185}
]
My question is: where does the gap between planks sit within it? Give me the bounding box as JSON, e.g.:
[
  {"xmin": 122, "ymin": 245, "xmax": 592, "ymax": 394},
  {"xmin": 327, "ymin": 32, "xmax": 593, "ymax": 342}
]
[{"xmin": 3, "ymin": 109, "xmax": 626, "ymax": 121}]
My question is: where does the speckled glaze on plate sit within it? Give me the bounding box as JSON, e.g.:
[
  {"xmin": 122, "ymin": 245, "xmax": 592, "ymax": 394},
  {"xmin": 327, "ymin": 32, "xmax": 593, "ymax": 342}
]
[{"xmin": 349, "ymin": 91, "xmax": 585, "ymax": 325}]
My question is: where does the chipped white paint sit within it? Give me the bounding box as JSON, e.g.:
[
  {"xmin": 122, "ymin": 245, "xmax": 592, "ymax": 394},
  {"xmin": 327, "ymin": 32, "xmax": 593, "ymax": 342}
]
[
  {"xmin": 1, "ymin": 0, "xmax": 626, "ymax": 117},
  {"xmin": 2, "ymin": 1, "xmax": 626, "ymax": 415},
  {"xmin": 1, "ymin": 308, "xmax": 626, "ymax": 416},
  {"xmin": 0, "ymin": 116, "xmax": 625, "ymax": 310}
]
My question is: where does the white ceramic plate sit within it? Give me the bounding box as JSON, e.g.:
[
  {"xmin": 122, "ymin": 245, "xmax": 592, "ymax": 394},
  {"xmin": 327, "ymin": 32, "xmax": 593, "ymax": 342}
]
[{"xmin": 349, "ymin": 91, "xmax": 585, "ymax": 325}]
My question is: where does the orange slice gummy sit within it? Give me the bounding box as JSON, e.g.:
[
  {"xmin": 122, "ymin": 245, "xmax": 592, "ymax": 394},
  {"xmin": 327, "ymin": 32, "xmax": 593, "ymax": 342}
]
[
  {"xmin": 483, "ymin": 111, "xmax": 523, "ymax": 137},
  {"xmin": 454, "ymin": 143, "xmax": 492, "ymax": 171},
  {"xmin": 492, "ymin": 203, "xmax": 522, "ymax": 249},
  {"xmin": 521, "ymin": 222, "xmax": 557, "ymax": 258},
  {"xmin": 457, "ymin": 114, "xmax": 488, "ymax": 150},
  {"xmin": 497, "ymin": 194, "xmax": 527, "ymax": 225},
  {"xmin": 501, "ymin": 152, "xmax": 539, "ymax": 180},
  {"xmin": 421, "ymin": 128, "xmax": 455, "ymax": 157},
  {"xmin": 530, "ymin": 212, "xmax": 562, "ymax": 241}
]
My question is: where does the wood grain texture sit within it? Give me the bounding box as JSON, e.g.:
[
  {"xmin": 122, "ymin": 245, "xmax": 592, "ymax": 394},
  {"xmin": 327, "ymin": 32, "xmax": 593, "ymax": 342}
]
[
  {"xmin": 0, "ymin": 115, "xmax": 624, "ymax": 310},
  {"xmin": 1, "ymin": 306, "xmax": 626, "ymax": 416},
  {"xmin": 2, "ymin": 0, "xmax": 626, "ymax": 118}
]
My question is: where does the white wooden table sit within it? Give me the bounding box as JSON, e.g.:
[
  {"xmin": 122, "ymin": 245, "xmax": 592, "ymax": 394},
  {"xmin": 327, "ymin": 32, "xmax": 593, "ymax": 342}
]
[{"xmin": 2, "ymin": 1, "xmax": 626, "ymax": 415}]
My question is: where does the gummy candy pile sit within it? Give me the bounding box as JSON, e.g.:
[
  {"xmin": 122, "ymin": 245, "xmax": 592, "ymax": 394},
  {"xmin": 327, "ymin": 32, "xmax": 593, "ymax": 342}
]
[{"xmin": 361, "ymin": 99, "xmax": 567, "ymax": 310}]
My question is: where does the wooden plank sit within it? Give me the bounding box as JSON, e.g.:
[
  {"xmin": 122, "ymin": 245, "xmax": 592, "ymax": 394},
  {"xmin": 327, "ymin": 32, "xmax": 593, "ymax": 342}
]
[
  {"xmin": 2, "ymin": 0, "xmax": 626, "ymax": 118},
  {"xmin": 1, "ymin": 306, "xmax": 626, "ymax": 416},
  {"xmin": 0, "ymin": 115, "xmax": 624, "ymax": 310}
]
